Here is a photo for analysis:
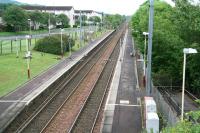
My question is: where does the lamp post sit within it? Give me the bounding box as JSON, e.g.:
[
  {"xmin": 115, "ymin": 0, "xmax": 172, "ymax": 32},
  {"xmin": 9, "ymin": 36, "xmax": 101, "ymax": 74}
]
[
  {"xmin": 25, "ymin": 35, "xmax": 31, "ymax": 79},
  {"xmin": 181, "ymin": 48, "xmax": 197, "ymax": 121},
  {"xmin": 60, "ymin": 29, "xmax": 64, "ymax": 58},
  {"xmin": 143, "ymin": 32, "xmax": 149, "ymax": 87},
  {"xmin": 28, "ymin": 19, "xmax": 31, "ymax": 47}
]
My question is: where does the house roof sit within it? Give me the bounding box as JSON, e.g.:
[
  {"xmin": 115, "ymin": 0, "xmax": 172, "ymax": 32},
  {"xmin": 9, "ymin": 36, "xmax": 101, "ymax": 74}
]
[
  {"xmin": 22, "ymin": 6, "xmax": 73, "ymax": 11},
  {"xmin": 75, "ymin": 10, "xmax": 93, "ymax": 14}
]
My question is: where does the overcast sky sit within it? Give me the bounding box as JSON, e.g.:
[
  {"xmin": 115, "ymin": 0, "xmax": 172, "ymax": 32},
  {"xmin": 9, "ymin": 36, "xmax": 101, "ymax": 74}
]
[{"xmin": 16, "ymin": 0, "xmax": 175, "ymax": 15}]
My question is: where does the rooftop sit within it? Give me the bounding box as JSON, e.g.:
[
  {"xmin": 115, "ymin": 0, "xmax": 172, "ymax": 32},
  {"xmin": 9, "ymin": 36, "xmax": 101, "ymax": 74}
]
[
  {"xmin": 75, "ymin": 10, "xmax": 93, "ymax": 14},
  {"xmin": 22, "ymin": 6, "xmax": 73, "ymax": 11}
]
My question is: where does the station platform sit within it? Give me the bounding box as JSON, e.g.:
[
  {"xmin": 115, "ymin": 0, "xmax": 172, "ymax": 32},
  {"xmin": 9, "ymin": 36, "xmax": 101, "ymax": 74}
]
[
  {"xmin": 0, "ymin": 31, "xmax": 113, "ymax": 131},
  {"xmin": 102, "ymin": 29, "xmax": 145, "ymax": 133}
]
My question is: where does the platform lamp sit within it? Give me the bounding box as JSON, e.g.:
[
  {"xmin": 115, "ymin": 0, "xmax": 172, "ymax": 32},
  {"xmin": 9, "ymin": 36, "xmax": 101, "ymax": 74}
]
[
  {"xmin": 27, "ymin": 19, "xmax": 32, "ymax": 47},
  {"xmin": 25, "ymin": 35, "xmax": 31, "ymax": 79},
  {"xmin": 181, "ymin": 48, "xmax": 197, "ymax": 121},
  {"xmin": 142, "ymin": 32, "xmax": 149, "ymax": 87}
]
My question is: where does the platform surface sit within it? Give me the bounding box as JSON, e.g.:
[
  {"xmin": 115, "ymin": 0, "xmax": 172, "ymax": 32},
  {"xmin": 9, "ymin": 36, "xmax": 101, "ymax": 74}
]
[
  {"xmin": 0, "ymin": 31, "xmax": 113, "ymax": 131},
  {"xmin": 102, "ymin": 29, "xmax": 144, "ymax": 133},
  {"xmin": 111, "ymin": 29, "xmax": 143, "ymax": 133}
]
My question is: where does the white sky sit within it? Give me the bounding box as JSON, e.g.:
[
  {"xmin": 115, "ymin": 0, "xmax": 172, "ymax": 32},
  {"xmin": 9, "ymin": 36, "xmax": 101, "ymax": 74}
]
[{"xmin": 16, "ymin": 0, "xmax": 175, "ymax": 15}]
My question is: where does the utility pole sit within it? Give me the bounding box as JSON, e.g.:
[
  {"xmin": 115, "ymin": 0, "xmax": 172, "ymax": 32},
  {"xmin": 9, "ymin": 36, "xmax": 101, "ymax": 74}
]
[
  {"xmin": 60, "ymin": 29, "xmax": 64, "ymax": 58},
  {"xmin": 48, "ymin": 12, "xmax": 51, "ymax": 35},
  {"xmin": 146, "ymin": 0, "xmax": 154, "ymax": 96},
  {"xmin": 79, "ymin": 11, "xmax": 82, "ymax": 48}
]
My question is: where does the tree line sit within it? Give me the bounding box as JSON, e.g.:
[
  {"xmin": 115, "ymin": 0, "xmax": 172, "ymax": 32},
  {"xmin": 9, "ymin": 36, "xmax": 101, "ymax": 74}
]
[
  {"xmin": 132, "ymin": 0, "xmax": 200, "ymax": 96},
  {"xmin": 0, "ymin": 4, "xmax": 103, "ymax": 32},
  {"xmin": 0, "ymin": 4, "xmax": 70, "ymax": 32},
  {"xmin": 0, "ymin": 3, "xmax": 126, "ymax": 32},
  {"xmin": 104, "ymin": 14, "xmax": 126, "ymax": 29}
]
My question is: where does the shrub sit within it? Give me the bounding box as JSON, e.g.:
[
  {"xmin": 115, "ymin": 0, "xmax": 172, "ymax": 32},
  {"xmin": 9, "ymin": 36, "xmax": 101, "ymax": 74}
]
[
  {"xmin": 73, "ymin": 25, "xmax": 77, "ymax": 28},
  {"xmin": 34, "ymin": 34, "xmax": 75, "ymax": 55}
]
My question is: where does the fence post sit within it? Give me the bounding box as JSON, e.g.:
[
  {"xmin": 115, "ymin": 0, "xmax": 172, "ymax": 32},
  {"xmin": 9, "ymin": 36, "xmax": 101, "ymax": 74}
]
[
  {"xmin": 20, "ymin": 40, "xmax": 22, "ymax": 51},
  {"xmin": 11, "ymin": 40, "xmax": 13, "ymax": 53},
  {"xmin": 1, "ymin": 41, "xmax": 2, "ymax": 54},
  {"xmin": 30, "ymin": 38, "xmax": 32, "ymax": 47}
]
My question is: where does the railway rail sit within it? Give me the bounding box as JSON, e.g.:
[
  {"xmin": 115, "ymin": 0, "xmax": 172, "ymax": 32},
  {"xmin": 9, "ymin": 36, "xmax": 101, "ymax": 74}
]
[
  {"xmin": 3, "ymin": 25, "xmax": 126, "ymax": 132},
  {"xmin": 68, "ymin": 33, "xmax": 122, "ymax": 133},
  {"xmin": 41, "ymin": 26, "xmax": 125, "ymax": 133}
]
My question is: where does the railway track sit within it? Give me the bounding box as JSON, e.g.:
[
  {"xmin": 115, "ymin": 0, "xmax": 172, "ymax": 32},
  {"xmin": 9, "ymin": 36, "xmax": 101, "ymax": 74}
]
[
  {"xmin": 40, "ymin": 27, "xmax": 125, "ymax": 133},
  {"xmin": 68, "ymin": 34, "xmax": 122, "ymax": 133},
  {"xmin": 4, "ymin": 25, "xmax": 126, "ymax": 132}
]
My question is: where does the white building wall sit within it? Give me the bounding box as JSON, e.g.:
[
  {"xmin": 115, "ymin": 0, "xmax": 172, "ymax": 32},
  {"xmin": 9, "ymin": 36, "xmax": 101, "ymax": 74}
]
[
  {"xmin": 0, "ymin": 17, "xmax": 3, "ymax": 24},
  {"xmin": 27, "ymin": 9, "xmax": 75, "ymax": 27},
  {"xmin": 69, "ymin": 8, "xmax": 75, "ymax": 27}
]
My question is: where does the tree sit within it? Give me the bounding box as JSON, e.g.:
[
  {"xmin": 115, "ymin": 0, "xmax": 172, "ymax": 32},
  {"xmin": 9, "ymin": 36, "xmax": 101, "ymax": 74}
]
[
  {"xmin": 56, "ymin": 14, "xmax": 69, "ymax": 28},
  {"xmin": 40, "ymin": 12, "xmax": 56, "ymax": 27},
  {"xmin": 75, "ymin": 15, "xmax": 87, "ymax": 26},
  {"xmin": 0, "ymin": 3, "xmax": 13, "ymax": 17},
  {"xmin": 88, "ymin": 16, "xmax": 101, "ymax": 25},
  {"xmin": 28, "ymin": 11, "xmax": 43, "ymax": 30},
  {"xmin": 132, "ymin": 0, "xmax": 185, "ymax": 85},
  {"xmin": 162, "ymin": 110, "xmax": 200, "ymax": 132},
  {"xmin": 104, "ymin": 14, "xmax": 125, "ymax": 29},
  {"xmin": 2, "ymin": 5, "xmax": 28, "ymax": 31}
]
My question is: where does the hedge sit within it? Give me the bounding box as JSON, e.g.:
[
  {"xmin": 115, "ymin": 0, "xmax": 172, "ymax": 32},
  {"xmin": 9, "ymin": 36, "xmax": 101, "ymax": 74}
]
[{"xmin": 34, "ymin": 34, "xmax": 75, "ymax": 55}]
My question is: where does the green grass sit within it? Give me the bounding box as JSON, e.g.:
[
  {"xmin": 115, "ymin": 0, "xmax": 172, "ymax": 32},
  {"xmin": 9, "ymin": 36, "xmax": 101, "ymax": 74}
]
[
  {"xmin": 0, "ymin": 51, "xmax": 59, "ymax": 97},
  {"xmin": 1, "ymin": 39, "xmax": 37, "ymax": 54},
  {"xmin": 0, "ymin": 30, "xmax": 106, "ymax": 97}
]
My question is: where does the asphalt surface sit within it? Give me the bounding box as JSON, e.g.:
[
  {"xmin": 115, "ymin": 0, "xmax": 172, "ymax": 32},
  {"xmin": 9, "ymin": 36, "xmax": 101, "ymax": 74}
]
[{"xmin": 111, "ymin": 30, "xmax": 144, "ymax": 133}]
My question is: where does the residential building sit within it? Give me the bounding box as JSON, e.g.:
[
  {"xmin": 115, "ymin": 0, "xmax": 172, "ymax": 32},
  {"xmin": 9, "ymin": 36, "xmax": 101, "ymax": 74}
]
[
  {"xmin": 74, "ymin": 10, "xmax": 103, "ymax": 23},
  {"xmin": 22, "ymin": 6, "xmax": 75, "ymax": 27}
]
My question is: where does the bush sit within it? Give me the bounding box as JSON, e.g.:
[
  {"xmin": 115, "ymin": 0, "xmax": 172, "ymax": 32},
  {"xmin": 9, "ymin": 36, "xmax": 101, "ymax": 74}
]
[
  {"xmin": 73, "ymin": 25, "xmax": 77, "ymax": 28},
  {"xmin": 34, "ymin": 34, "xmax": 75, "ymax": 55}
]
